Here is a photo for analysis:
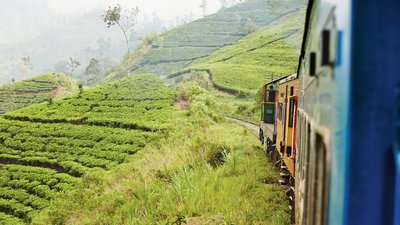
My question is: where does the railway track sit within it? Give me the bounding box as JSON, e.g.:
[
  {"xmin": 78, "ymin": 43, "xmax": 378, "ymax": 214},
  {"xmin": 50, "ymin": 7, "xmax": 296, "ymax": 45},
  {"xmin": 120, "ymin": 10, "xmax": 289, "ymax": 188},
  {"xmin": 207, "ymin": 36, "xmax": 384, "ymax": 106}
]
[{"xmin": 224, "ymin": 116, "xmax": 259, "ymax": 135}]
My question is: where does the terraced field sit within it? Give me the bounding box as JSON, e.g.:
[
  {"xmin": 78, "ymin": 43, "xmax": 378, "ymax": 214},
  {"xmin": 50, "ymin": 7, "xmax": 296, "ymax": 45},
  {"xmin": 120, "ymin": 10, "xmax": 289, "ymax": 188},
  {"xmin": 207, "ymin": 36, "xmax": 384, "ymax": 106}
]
[
  {"xmin": 0, "ymin": 74, "xmax": 176, "ymax": 224},
  {"xmin": 0, "ymin": 73, "xmax": 79, "ymax": 114},
  {"xmin": 105, "ymin": 0, "xmax": 305, "ymax": 81},
  {"xmin": 181, "ymin": 9, "xmax": 305, "ymax": 94}
]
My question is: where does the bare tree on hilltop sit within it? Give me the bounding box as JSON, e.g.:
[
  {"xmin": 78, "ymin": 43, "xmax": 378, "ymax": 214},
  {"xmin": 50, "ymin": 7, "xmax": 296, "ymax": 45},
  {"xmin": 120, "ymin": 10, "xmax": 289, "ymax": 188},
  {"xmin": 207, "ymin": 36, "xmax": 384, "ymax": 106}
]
[
  {"xmin": 200, "ymin": 0, "xmax": 208, "ymax": 17},
  {"xmin": 102, "ymin": 4, "xmax": 139, "ymax": 77},
  {"xmin": 20, "ymin": 56, "xmax": 33, "ymax": 80},
  {"xmin": 220, "ymin": 0, "xmax": 229, "ymax": 8},
  {"xmin": 68, "ymin": 57, "xmax": 81, "ymax": 77}
]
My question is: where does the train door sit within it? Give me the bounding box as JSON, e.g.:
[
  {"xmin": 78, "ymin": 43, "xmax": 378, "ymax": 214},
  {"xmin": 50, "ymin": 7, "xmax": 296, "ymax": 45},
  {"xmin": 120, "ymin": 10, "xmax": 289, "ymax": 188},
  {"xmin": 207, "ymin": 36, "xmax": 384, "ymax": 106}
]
[
  {"xmin": 296, "ymin": 113, "xmax": 331, "ymax": 225},
  {"xmin": 295, "ymin": 110, "xmax": 310, "ymax": 225},
  {"xmin": 307, "ymin": 126, "xmax": 331, "ymax": 225}
]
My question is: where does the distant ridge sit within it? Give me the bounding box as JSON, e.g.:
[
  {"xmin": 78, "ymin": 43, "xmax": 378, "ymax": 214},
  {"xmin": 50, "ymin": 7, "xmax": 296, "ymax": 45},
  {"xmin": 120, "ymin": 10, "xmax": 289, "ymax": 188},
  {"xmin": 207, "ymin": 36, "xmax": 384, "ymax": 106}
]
[{"xmin": 105, "ymin": 0, "xmax": 306, "ymax": 83}]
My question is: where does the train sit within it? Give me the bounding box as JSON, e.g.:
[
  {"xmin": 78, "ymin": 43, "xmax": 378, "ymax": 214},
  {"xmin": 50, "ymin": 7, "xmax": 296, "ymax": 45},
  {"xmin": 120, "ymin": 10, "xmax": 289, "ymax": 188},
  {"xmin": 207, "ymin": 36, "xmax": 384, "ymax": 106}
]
[{"xmin": 259, "ymin": 0, "xmax": 400, "ymax": 225}]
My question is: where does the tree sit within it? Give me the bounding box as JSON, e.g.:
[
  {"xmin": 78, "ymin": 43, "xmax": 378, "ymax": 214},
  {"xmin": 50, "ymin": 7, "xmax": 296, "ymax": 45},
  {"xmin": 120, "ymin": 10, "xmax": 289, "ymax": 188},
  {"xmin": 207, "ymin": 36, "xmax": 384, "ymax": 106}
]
[
  {"xmin": 20, "ymin": 56, "xmax": 33, "ymax": 80},
  {"xmin": 67, "ymin": 57, "xmax": 81, "ymax": 77},
  {"xmin": 220, "ymin": 0, "xmax": 228, "ymax": 9},
  {"xmin": 84, "ymin": 58, "xmax": 101, "ymax": 86},
  {"xmin": 246, "ymin": 17, "xmax": 256, "ymax": 33},
  {"xmin": 200, "ymin": 0, "xmax": 208, "ymax": 17},
  {"xmin": 142, "ymin": 33, "xmax": 160, "ymax": 47},
  {"xmin": 102, "ymin": 4, "xmax": 139, "ymax": 77}
]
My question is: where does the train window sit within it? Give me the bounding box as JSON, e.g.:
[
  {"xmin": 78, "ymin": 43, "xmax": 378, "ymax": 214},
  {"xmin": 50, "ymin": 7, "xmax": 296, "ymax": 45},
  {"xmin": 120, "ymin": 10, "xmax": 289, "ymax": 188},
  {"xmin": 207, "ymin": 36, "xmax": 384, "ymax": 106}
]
[
  {"xmin": 277, "ymin": 103, "xmax": 281, "ymax": 121},
  {"xmin": 288, "ymin": 99, "xmax": 296, "ymax": 127},
  {"xmin": 321, "ymin": 30, "xmax": 331, "ymax": 66},
  {"xmin": 290, "ymin": 86, "xmax": 294, "ymax": 96},
  {"xmin": 310, "ymin": 52, "xmax": 316, "ymax": 76},
  {"xmin": 267, "ymin": 90, "xmax": 276, "ymax": 102},
  {"xmin": 277, "ymin": 103, "xmax": 284, "ymax": 122}
]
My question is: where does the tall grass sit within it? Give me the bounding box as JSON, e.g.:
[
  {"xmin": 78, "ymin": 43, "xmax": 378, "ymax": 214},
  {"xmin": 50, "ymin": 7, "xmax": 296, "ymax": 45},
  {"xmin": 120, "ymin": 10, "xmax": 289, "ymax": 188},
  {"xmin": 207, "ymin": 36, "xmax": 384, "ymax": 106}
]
[{"xmin": 32, "ymin": 83, "xmax": 289, "ymax": 225}]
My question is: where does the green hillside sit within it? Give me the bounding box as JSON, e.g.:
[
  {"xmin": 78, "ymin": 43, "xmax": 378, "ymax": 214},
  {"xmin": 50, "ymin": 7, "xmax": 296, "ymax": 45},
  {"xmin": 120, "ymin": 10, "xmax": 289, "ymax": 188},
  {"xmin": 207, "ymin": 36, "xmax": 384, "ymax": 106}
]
[
  {"xmin": 0, "ymin": 1, "xmax": 308, "ymax": 223},
  {"xmin": 0, "ymin": 73, "xmax": 79, "ymax": 114},
  {"xmin": 105, "ymin": 0, "xmax": 305, "ymax": 81},
  {"xmin": 186, "ymin": 10, "xmax": 304, "ymax": 94},
  {"xmin": 0, "ymin": 74, "xmax": 177, "ymax": 224}
]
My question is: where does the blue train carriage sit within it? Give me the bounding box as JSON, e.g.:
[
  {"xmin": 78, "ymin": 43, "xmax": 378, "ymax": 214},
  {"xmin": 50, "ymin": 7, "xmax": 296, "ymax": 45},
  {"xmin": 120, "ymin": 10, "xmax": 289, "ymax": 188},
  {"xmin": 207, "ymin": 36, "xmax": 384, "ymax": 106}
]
[{"xmin": 295, "ymin": 0, "xmax": 400, "ymax": 225}]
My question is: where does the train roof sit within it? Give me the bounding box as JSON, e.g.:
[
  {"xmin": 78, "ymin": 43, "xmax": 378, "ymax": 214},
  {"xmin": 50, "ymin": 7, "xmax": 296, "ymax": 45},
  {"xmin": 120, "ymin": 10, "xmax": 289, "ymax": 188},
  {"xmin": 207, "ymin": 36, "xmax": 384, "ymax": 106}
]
[
  {"xmin": 278, "ymin": 74, "xmax": 297, "ymax": 84},
  {"xmin": 296, "ymin": 0, "xmax": 314, "ymax": 77},
  {"xmin": 264, "ymin": 74, "xmax": 297, "ymax": 87},
  {"xmin": 264, "ymin": 75, "xmax": 292, "ymax": 86}
]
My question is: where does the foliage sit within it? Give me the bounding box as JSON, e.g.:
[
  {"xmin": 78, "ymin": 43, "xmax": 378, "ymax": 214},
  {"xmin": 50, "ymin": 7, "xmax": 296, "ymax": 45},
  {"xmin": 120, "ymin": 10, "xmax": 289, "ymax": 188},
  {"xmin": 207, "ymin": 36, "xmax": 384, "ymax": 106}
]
[
  {"xmin": 0, "ymin": 73, "xmax": 79, "ymax": 114},
  {"xmin": 30, "ymin": 86, "xmax": 289, "ymax": 224},
  {"xmin": 84, "ymin": 58, "xmax": 101, "ymax": 86},
  {"xmin": 141, "ymin": 33, "xmax": 160, "ymax": 47},
  {"xmin": 0, "ymin": 74, "xmax": 177, "ymax": 222},
  {"xmin": 104, "ymin": 0, "xmax": 305, "ymax": 81},
  {"xmin": 67, "ymin": 57, "xmax": 81, "ymax": 77},
  {"xmin": 188, "ymin": 10, "xmax": 306, "ymax": 94},
  {"xmin": 102, "ymin": 4, "xmax": 139, "ymax": 77},
  {"xmin": 5, "ymin": 74, "xmax": 176, "ymax": 131}
]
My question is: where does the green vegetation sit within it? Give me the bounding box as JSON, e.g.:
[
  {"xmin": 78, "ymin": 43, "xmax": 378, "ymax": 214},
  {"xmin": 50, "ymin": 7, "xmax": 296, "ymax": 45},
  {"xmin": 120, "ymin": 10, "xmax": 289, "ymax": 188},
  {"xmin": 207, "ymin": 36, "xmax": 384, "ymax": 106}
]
[
  {"xmin": 187, "ymin": 10, "xmax": 305, "ymax": 95},
  {"xmin": 0, "ymin": 73, "xmax": 79, "ymax": 114},
  {"xmin": 103, "ymin": 0, "xmax": 305, "ymax": 123},
  {"xmin": 0, "ymin": 74, "xmax": 177, "ymax": 223},
  {"xmin": 31, "ymin": 82, "xmax": 289, "ymax": 225},
  {"xmin": 0, "ymin": 0, "xmax": 308, "ymax": 223},
  {"xmin": 5, "ymin": 75, "xmax": 176, "ymax": 131},
  {"xmin": 105, "ymin": 0, "xmax": 305, "ymax": 80}
]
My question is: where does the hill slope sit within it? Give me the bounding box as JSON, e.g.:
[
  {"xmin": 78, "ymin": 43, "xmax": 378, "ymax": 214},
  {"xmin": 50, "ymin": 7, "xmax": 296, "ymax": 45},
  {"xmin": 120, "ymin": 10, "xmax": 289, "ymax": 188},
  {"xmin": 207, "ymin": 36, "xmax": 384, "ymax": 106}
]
[
  {"xmin": 0, "ymin": 74, "xmax": 177, "ymax": 224},
  {"xmin": 0, "ymin": 73, "xmax": 79, "ymax": 114},
  {"xmin": 185, "ymin": 9, "xmax": 305, "ymax": 94},
  {"xmin": 105, "ymin": 0, "xmax": 305, "ymax": 81}
]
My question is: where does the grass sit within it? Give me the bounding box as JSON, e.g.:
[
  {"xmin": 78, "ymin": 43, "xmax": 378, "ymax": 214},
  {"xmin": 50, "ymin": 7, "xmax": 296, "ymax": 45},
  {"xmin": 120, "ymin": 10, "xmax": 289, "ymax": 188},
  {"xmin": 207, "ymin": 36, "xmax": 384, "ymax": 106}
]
[
  {"xmin": 0, "ymin": 73, "xmax": 79, "ymax": 114},
  {"xmin": 187, "ymin": 9, "xmax": 306, "ymax": 95},
  {"xmin": 31, "ymin": 82, "xmax": 289, "ymax": 225}
]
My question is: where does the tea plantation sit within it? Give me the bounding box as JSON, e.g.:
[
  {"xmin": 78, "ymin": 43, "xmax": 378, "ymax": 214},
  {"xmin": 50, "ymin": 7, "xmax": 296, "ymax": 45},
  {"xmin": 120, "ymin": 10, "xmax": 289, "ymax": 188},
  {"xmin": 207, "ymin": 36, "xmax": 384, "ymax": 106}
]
[
  {"xmin": 181, "ymin": 9, "xmax": 305, "ymax": 94},
  {"xmin": 0, "ymin": 73, "xmax": 79, "ymax": 114},
  {"xmin": 0, "ymin": 74, "xmax": 176, "ymax": 224},
  {"xmin": 105, "ymin": 0, "xmax": 305, "ymax": 80}
]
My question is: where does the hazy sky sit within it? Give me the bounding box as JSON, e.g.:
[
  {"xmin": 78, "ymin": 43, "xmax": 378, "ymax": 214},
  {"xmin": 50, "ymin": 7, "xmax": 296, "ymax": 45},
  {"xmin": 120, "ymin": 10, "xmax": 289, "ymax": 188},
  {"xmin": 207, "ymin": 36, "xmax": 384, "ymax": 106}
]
[{"xmin": 46, "ymin": 0, "xmax": 221, "ymax": 20}]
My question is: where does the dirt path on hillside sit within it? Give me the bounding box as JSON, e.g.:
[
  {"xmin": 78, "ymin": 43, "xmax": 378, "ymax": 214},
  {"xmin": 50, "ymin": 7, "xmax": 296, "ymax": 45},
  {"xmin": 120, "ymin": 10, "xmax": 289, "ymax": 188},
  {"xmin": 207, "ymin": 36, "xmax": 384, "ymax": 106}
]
[
  {"xmin": 51, "ymin": 85, "xmax": 66, "ymax": 98},
  {"xmin": 174, "ymin": 97, "xmax": 188, "ymax": 110},
  {"xmin": 224, "ymin": 116, "xmax": 259, "ymax": 135}
]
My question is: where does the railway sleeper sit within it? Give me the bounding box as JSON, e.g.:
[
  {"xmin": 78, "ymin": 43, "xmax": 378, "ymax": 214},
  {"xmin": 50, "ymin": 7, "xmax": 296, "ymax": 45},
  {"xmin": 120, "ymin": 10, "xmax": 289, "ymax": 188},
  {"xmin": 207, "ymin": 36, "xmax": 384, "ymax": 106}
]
[
  {"xmin": 278, "ymin": 179, "xmax": 287, "ymax": 185},
  {"xmin": 280, "ymin": 172, "xmax": 291, "ymax": 178},
  {"xmin": 274, "ymin": 159, "xmax": 282, "ymax": 167}
]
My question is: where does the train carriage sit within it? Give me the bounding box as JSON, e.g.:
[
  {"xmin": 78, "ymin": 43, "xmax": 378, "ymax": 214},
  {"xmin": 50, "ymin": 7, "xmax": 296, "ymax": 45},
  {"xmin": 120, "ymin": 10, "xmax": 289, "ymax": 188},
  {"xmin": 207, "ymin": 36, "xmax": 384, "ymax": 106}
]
[{"xmin": 260, "ymin": 0, "xmax": 400, "ymax": 224}]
